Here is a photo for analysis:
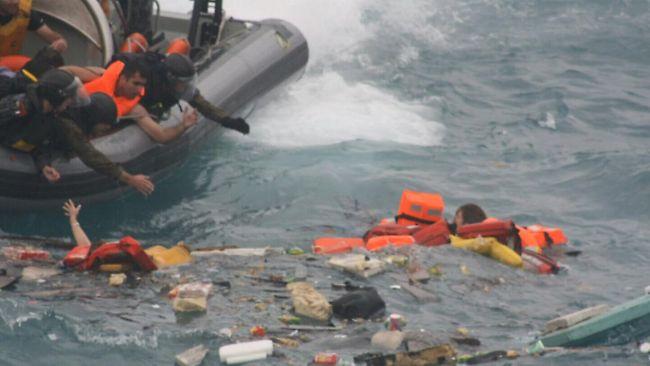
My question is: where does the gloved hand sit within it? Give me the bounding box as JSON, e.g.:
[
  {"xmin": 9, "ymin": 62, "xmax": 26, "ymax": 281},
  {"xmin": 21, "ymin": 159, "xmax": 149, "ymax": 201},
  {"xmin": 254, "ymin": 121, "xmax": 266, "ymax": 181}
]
[{"xmin": 220, "ymin": 117, "xmax": 250, "ymax": 135}]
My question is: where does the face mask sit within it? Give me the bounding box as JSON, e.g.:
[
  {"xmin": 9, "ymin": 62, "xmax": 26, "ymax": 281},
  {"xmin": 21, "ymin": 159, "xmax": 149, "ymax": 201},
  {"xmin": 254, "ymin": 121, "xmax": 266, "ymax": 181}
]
[{"xmin": 170, "ymin": 73, "xmax": 198, "ymax": 101}]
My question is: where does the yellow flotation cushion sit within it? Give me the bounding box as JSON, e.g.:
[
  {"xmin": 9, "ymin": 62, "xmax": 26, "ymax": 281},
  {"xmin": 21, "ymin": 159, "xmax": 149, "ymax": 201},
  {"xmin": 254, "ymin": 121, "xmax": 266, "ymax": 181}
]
[
  {"xmin": 145, "ymin": 242, "xmax": 192, "ymax": 268},
  {"xmin": 450, "ymin": 235, "xmax": 523, "ymax": 268}
]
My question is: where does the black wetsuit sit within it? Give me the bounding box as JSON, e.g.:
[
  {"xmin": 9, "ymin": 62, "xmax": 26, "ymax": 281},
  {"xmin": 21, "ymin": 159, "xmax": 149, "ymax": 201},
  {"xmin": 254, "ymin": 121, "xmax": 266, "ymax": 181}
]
[
  {"xmin": 0, "ymin": 87, "xmax": 123, "ymax": 179},
  {"xmin": 111, "ymin": 52, "xmax": 247, "ymax": 133}
]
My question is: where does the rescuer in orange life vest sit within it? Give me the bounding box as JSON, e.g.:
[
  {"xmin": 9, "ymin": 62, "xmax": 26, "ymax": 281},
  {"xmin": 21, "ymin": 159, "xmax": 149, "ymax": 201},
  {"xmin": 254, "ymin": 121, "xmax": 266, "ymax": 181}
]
[
  {"xmin": 0, "ymin": 0, "xmax": 68, "ymax": 56},
  {"xmin": 83, "ymin": 54, "xmax": 199, "ymax": 143}
]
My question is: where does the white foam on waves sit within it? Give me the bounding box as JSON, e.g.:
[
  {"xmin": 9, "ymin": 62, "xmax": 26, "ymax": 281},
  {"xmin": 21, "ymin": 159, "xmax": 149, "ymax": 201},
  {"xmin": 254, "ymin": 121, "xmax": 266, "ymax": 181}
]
[
  {"xmin": 160, "ymin": 0, "xmax": 445, "ymax": 147},
  {"xmin": 236, "ymin": 72, "xmax": 443, "ymax": 148}
]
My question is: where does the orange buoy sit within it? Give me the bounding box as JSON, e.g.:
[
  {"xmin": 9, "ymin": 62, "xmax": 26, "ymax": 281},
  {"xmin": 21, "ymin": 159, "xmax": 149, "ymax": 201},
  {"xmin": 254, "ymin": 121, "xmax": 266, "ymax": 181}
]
[
  {"xmin": 0, "ymin": 54, "xmax": 30, "ymax": 72},
  {"xmin": 313, "ymin": 237, "xmax": 364, "ymax": 255},
  {"xmin": 166, "ymin": 37, "xmax": 191, "ymax": 56},
  {"xmin": 119, "ymin": 32, "xmax": 149, "ymax": 53},
  {"xmin": 365, "ymin": 235, "xmax": 415, "ymax": 252}
]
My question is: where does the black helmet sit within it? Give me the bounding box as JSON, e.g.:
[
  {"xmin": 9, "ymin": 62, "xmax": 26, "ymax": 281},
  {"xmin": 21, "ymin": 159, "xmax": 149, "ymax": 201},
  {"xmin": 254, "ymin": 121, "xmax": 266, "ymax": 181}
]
[
  {"xmin": 164, "ymin": 53, "xmax": 196, "ymax": 81},
  {"xmin": 164, "ymin": 54, "xmax": 198, "ymax": 100},
  {"xmin": 37, "ymin": 69, "xmax": 89, "ymax": 108},
  {"xmin": 85, "ymin": 92, "xmax": 117, "ymax": 126}
]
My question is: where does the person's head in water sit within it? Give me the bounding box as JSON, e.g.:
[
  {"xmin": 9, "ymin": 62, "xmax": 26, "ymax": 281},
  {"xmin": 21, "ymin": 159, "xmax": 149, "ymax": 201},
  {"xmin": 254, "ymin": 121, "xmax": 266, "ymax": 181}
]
[{"xmin": 454, "ymin": 203, "xmax": 486, "ymax": 227}]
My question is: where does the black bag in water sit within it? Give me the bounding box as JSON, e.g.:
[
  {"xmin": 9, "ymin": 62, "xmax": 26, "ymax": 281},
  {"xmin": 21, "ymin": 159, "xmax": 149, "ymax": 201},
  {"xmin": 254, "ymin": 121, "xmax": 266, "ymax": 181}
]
[{"xmin": 331, "ymin": 287, "xmax": 385, "ymax": 319}]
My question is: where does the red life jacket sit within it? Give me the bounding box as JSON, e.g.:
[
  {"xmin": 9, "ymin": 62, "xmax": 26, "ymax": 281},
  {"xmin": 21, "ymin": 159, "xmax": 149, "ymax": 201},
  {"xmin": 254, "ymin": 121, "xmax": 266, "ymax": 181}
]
[
  {"xmin": 81, "ymin": 236, "xmax": 157, "ymax": 271},
  {"xmin": 63, "ymin": 245, "xmax": 91, "ymax": 268},
  {"xmin": 456, "ymin": 219, "xmax": 522, "ymax": 254},
  {"xmin": 363, "ymin": 223, "xmax": 420, "ymax": 242},
  {"xmin": 521, "ymin": 249, "xmax": 559, "ymax": 275},
  {"xmin": 413, "ymin": 220, "xmax": 451, "ymax": 246}
]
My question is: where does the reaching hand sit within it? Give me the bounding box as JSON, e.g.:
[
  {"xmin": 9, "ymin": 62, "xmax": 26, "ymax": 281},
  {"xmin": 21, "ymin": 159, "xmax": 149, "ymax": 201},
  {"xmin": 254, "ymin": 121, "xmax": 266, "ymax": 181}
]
[
  {"xmin": 127, "ymin": 174, "xmax": 155, "ymax": 196},
  {"xmin": 42, "ymin": 165, "xmax": 61, "ymax": 182},
  {"xmin": 220, "ymin": 117, "xmax": 250, "ymax": 135},
  {"xmin": 63, "ymin": 199, "xmax": 81, "ymax": 222},
  {"xmin": 50, "ymin": 38, "xmax": 68, "ymax": 53},
  {"xmin": 182, "ymin": 107, "xmax": 199, "ymax": 130}
]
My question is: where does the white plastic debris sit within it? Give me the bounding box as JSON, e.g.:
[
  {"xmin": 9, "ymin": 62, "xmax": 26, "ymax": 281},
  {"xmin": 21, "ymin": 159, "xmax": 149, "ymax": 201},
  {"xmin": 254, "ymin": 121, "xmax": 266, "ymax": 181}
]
[{"xmin": 219, "ymin": 340, "xmax": 273, "ymax": 364}]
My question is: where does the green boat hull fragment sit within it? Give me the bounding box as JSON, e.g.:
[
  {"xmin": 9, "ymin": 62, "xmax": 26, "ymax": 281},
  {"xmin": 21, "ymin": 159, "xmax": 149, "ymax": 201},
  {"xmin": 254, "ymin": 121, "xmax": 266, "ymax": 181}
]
[{"xmin": 539, "ymin": 295, "xmax": 650, "ymax": 348}]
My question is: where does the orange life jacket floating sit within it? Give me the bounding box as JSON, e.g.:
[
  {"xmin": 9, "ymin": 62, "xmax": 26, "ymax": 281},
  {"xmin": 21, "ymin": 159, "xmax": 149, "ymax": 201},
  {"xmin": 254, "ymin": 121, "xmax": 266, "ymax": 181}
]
[
  {"xmin": 365, "ymin": 235, "xmax": 415, "ymax": 252},
  {"xmin": 395, "ymin": 190, "xmax": 444, "ymax": 226},
  {"xmin": 363, "ymin": 223, "xmax": 420, "ymax": 243},
  {"xmin": 456, "ymin": 219, "xmax": 522, "ymax": 254},
  {"xmin": 313, "ymin": 237, "xmax": 364, "ymax": 255},
  {"xmin": 413, "ymin": 220, "xmax": 451, "ymax": 247},
  {"xmin": 520, "ymin": 224, "xmax": 567, "ymax": 248},
  {"xmin": 81, "ymin": 236, "xmax": 157, "ymax": 271}
]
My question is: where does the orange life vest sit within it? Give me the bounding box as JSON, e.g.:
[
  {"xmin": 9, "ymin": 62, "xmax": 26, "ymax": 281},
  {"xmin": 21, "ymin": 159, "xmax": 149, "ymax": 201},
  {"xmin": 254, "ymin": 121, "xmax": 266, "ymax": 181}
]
[
  {"xmin": 0, "ymin": 0, "xmax": 32, "ymax": 56},
  {"xmin": 63, "ymin": 245, "xmax": 91, "ymax": 268},
  {"xmin": 413, "ymin": 220, "xmax": 451, "ymax": 246},
  {"xmin": 395, "ymin": 190, "xmax": 444, "ymax": 226},
  {"xmin": 312, "ymin": 237, "xmax": 364, "ymax": 255},
  {"xmin": 81, "ymin": 236, "xmax": 157, "ymax": 271},
  {"xmin": 365, "ymin": 235, "xmax": 415, "ymax": 252},
  {"xmin": 363, "ymin": 223, "xmax": 420, "ymax": 242},
  {"xmin": 0, "ymin": 54, "xmax": 30, "ymax": 71},
  {"xmin": 456, "ymin": 219, "xmax": 522, "ymax": 254},
  {"xmin": 517, "ymin": 225, "xmax": 568, "ymax": 248},
  {"xmin": 84, "ymin": 61, "xmax": 144, "ymax": 116}
]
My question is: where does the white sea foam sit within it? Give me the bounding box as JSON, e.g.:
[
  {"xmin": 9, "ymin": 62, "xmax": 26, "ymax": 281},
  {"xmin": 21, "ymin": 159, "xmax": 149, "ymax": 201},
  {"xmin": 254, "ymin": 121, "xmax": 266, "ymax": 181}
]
[
  {"xmin": 160, "ymin": 0, "xmax": 445, "ymax": 147},
  {"xmin": 538, "ymin": 112, "xmax": 557, "ymax": 130},
  {"xmin": 235, "ymin": 72, "xmax": 443, "ymax": 148}
]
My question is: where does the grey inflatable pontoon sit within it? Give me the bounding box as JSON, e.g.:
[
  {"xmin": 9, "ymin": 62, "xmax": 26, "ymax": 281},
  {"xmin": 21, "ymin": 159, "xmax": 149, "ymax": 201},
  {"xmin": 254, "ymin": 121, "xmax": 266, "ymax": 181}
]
[{"xmin": 0, "ymin": 0, "xmax": 308, "ymax": 210}]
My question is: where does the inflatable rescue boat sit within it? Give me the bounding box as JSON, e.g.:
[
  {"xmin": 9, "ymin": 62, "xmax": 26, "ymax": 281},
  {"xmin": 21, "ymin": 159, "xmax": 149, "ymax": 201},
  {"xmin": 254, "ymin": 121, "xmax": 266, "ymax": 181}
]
[{"xmin": 0, "ymin": 0, "xmax": 308, "ymax": 210}]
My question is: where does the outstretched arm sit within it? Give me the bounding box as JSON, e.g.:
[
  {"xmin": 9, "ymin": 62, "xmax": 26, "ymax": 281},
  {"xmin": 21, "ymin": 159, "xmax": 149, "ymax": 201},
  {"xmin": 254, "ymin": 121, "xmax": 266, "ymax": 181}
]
[
  {"xmin": 63, "ymin": 199, "xmax": 91, "ymax": 247},
  {"xmin": 133, "ymin": 103, "xmax": 198, "ymax": 144},
  {"xmin": 190, "ymin": 92, "xmax": 250, "ymax": 134},
  {"xmin": 35, "ymin": 24, "xmax": 67, "ymax": 52},
  {"xmin": 58, "ymin": 117, "xmax": 155, "ymax": 196}
]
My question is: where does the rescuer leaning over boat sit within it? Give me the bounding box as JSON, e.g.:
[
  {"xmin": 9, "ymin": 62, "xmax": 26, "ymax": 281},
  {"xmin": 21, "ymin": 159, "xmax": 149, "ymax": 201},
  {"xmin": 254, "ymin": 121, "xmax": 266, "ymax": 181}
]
[{"xmin": 0, "ymin": 69, "xmax": 154, "ymax": 195}]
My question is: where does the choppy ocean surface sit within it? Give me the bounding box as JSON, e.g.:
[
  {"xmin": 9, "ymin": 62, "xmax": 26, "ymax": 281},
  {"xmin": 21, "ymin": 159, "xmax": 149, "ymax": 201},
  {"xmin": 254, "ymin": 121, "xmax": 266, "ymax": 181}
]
[{"xmin": 2, "ymin": 0, "xmax": 650, "ymax": 364}]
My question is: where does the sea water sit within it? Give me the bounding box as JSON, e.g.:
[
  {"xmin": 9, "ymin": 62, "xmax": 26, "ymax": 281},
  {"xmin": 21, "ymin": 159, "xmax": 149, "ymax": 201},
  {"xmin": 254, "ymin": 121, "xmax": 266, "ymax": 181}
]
[{"xmin": 1, "ymin": 1, "xmax": 649, "ymax": 364}]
